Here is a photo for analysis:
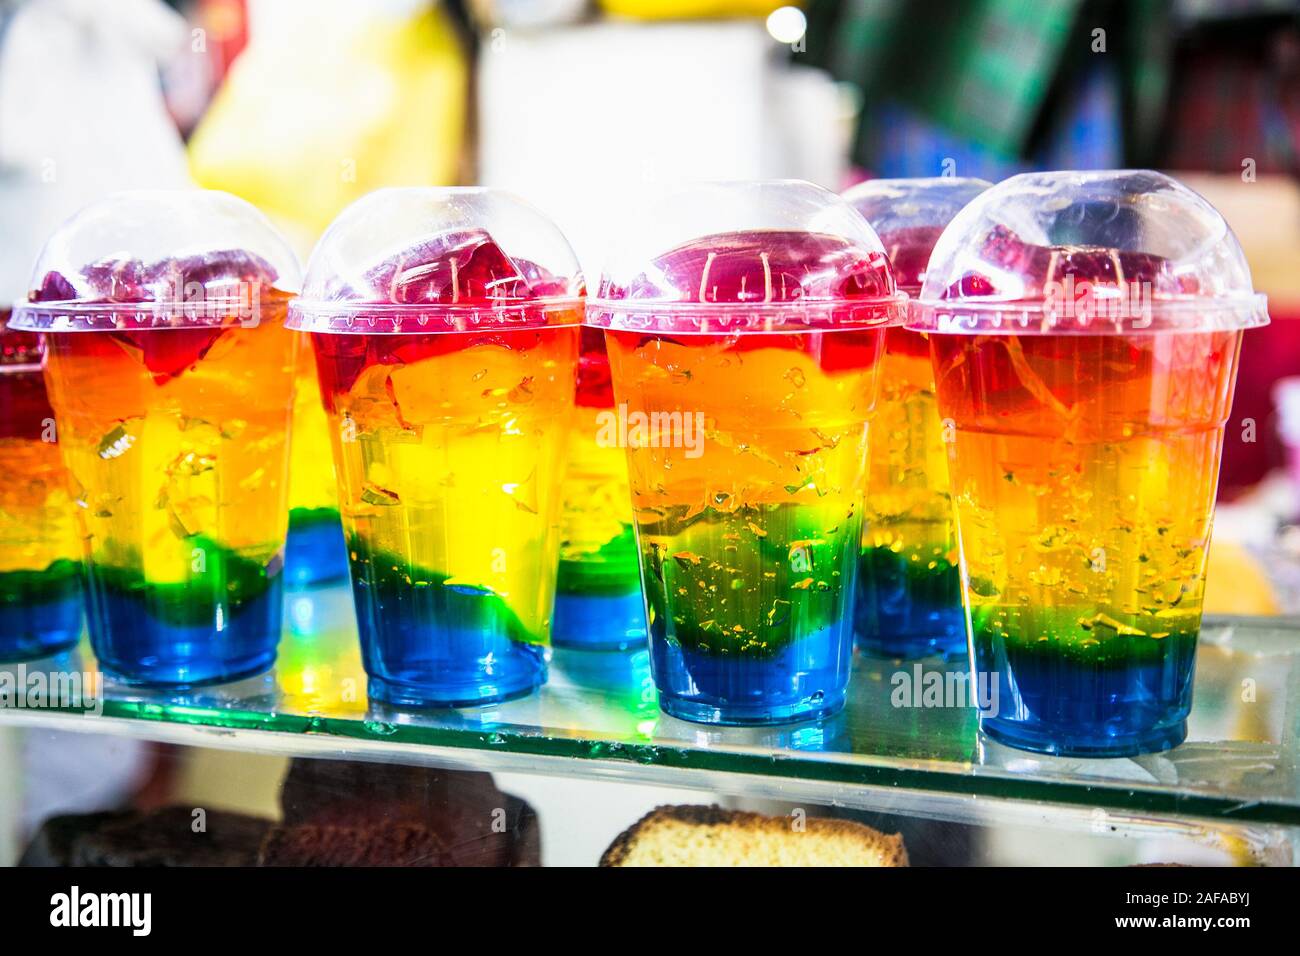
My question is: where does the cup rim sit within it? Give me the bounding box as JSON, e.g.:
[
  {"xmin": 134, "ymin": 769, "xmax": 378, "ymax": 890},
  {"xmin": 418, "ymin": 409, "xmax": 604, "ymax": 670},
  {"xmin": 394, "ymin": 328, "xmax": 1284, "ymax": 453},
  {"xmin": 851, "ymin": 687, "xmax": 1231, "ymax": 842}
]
[
  {"xmin": 585, "ymin": 293, "xmax": 909, "ymax": 334},
  {"xmin": 906, "ymin": 292, "xmax": 1269, "ymax": 335},
  {"xmin": 9, "ymin": 294, "xmax": 288, "ymax": 332},
  {"xmin": 285, "ymin": 295, "xmax": 586, "ymax": 334}
]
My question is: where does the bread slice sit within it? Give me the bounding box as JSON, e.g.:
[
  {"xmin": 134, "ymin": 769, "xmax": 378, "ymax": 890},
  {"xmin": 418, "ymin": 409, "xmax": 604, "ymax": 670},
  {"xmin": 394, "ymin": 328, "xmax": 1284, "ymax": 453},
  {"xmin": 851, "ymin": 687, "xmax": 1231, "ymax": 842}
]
[{"xmin": 600, "ymin": 805, "xmax": 908, "ymax": 867}]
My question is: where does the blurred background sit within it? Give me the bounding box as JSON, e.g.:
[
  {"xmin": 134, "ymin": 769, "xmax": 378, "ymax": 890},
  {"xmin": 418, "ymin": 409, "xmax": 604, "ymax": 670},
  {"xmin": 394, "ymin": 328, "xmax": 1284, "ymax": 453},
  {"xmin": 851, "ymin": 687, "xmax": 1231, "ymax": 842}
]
[{"xmin": 2, "ymin": 0, "xmax": 1299, "ymax": 866}]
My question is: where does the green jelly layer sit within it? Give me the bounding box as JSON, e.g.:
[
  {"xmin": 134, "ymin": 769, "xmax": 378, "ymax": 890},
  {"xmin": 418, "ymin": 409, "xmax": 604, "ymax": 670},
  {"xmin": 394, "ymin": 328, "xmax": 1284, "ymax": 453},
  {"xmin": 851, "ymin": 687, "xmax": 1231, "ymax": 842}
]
[
  {"xmin": 557, "ymin": 524, "xmax": 640, "ymax": 597},
  {"xmin": 642, "ymin": 505, "xmax": 858, "ymax": 660},
  {"xmin": 87, "ymin": 536, "xmax": 280, "ymax": 628},
  {"xmin": 971, "ymin": 603, "xmax": 1200, "ymax": 670},
  {"xmin": 859, "ymin": 544, "xmax": 960, "ymax": 601},
  {"xmin": 346, "ymin": 535, "xmax": 542, "ymax": 646},
  {"xmin": 0, "ymin": 558, "xmax": 82, "ymax": 608},
  {"xmin": 289, "ymin": 506, "xmax": 342, "ymax": 530}
]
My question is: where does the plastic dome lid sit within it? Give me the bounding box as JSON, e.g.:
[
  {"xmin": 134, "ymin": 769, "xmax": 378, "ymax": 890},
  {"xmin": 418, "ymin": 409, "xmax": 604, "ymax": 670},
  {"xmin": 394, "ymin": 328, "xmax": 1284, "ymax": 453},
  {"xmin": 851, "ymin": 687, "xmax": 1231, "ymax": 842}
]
[
  {"xmin": 9, "ymin": 190, "xmax": 301, "ymax": 333},
  {"xmin": 586, "ymin": 180, "xmax": 906, "ymax": 333},
  {"xmin": 907, "ymin": 170, "xmax": 1269, "ymax": 335},
  {"xmin": 287, "ymin": 188, "xmax": 585, "ymax": 334},
  {"xmin": 842, "ymin": 177, "xmax": 991, "ymax": 293}
]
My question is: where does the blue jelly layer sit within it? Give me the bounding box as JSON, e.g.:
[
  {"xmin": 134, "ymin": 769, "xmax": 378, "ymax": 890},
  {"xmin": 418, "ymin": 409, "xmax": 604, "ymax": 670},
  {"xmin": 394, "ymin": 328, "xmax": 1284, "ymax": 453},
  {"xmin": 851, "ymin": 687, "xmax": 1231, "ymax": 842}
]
[
  {"xmin": 0, "ymin": 591, "xmax": 83, "ymax": 663},
  {"xmin": 649, "ymin": 616, "xmax": 853, "ymax": 726},
  {"xmin": 352, "ymin": 575, "xmax": 547, "ymax": 709},
  {"xmin": 973, "ymin": 626, "xmax": 1197, "ymax": 758},
  {"xmin": 854, "ymin": 546, "xmax": 965, "ymax": 660},
  {"xmin": 552, "ymin": 588, "xmax": 647, "ymax": 652},
  {"xmin": 85, "ymin": 575, "xmax": 282, "ymax": 687},
  {"xmin": 285, "ymin": 514, "xmax": 350, "ymax": 589}
]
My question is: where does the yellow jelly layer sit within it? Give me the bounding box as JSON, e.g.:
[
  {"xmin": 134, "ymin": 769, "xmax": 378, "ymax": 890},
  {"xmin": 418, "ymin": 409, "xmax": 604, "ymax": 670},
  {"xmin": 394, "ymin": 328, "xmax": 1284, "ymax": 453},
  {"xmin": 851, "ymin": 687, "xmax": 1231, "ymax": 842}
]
[
  {"xmin": 0, "ymin": 436, "xmax": 81, "ymax": 574},
  {"xmin": 932, "ymin": 331, "xmax": 1242, "ymax": 655},
  {"xmin": 862, "ymin": 346, "xmax": 957, "ymax": 567},
  {"xmin": 42, "ymin": 323, "xmax": 298, "ymax": 585},
  {"xmin": 288, "ymin": 345, "xmax": 340, "ymax": 515},
  {"xmin": 319, "ymin": 328, "xmax": 578, "ymax": 643}
]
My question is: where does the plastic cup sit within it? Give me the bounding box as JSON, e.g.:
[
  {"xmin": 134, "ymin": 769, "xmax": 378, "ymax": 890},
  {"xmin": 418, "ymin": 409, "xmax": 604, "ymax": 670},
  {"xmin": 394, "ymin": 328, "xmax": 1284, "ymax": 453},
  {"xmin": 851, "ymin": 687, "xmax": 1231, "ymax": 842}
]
[
  {"xmin": 284, "ymin": 343, "xmax": 350, "ymax": 588},
  {"xmin": 552, "ymin": 326, "xmax": 647, "ymax": 652},
  {"xmin": 0, "ymin": 321, "xmax": 83, "ymax": 661},
  {"xmin": 588, "ymin": 181, "xmax": 906, "ymax": 725},
  {"xmin": 287, "ymin": 188, "xmax": 583, "ymax": 708},
  {"xmin": 909, "ymin": 170, "xmax": 1269, "ymax": 757},
  {"xmin": 10, "ymin": 190, "xmax": 301, "ymax": 686},
  {"xmin": 843, "ymin": 177, "xmax": 990, "ymax": 659}
]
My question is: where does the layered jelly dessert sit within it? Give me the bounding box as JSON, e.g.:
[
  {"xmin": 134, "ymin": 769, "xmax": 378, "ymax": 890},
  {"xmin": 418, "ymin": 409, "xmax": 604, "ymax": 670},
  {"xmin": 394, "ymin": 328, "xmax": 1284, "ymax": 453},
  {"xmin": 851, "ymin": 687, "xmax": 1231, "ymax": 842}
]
[
  {"xmin": 12, "ymin": 191, "xmax": 302, "ymax": 686},
  {"xmin": 591, "ymin": 183, "xmax": 904, "ymax": 724},
  {"xmin": 911, "ymin": 171, "xmax": 1267, "ymax": 755},
  {"xmin": 0, "ymin": 321, "xmax": 83, "ymax": 661},
  {"xmin": 552, "ymin": 327, "xmax": 645, "ymax": 651},
  {"xmin": 290, "ymin": 190, "xmax": 583, "ymax": 707},
  {"xmin": 844, "ymin": 178, "xmax": 989, "ymax": 659},
  {"xmin": 285, "ymin": 344, "xmax": 349, "ymax": 588}
]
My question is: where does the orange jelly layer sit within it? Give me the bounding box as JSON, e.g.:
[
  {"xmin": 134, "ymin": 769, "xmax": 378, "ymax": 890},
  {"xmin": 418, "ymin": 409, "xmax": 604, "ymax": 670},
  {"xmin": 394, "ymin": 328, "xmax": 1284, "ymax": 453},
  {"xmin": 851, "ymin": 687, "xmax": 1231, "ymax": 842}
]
[
  {"xmin": 41, "ymin": 320, "xmax": 299, "ymax": 583},
  {"xmin": 0, "ymin": 369, "xmax": 80, "ymax": 576},
  {"xmin": 312, "ymin": 324, "xmax": 579, "ymax": 643},
  {"xmin": 930, "ymin": 330, "xmax": 1241, "ymax": 659},
  {"xmin": 603, "ymin": 329, "xmax": 883, "ymax": 655}
]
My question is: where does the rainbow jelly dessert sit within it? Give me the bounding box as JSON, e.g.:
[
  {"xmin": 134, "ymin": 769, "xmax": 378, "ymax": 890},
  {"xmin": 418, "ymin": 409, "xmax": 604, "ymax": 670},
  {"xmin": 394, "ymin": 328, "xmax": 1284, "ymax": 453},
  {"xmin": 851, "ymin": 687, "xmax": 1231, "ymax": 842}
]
[
  {"xmin": 0, "ymin": 321, "xmax": 82, "ymax": 661},
  {"xmin": 590, "ymin": 182, "xmax": 905, "ymax": 724},
  {"xmin": 911, "ymin": 171, "xmax": 1268, "ymax": 756},
  {"xmin": 289, "ymin": 189, "xmax": 583, "ymax": 708},
  {"xmin": 285, "ymin": 344, "xmax": 349, "ymax": 588},
  {"xmin": 12, "ymin": 191, "xmax": 301, "ymax": 686},
  {"xmin": 843, "ymin": 178, "xmax": 990, "ymax": 659},
  {"xmin": 552, "ymin": 327, "xmax": 645, "ymax": 652}
]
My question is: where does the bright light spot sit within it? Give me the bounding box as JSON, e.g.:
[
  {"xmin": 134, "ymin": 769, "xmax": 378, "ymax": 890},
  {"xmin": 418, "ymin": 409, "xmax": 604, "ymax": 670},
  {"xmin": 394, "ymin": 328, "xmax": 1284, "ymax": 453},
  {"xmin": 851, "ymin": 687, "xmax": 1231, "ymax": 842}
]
[
  {"xmin": 291, "ymin": 597, "xmax": 315, "ymax": 632},
  {"xmin": 766, "ymin": 6, "xmax": 807, "ymax": 45}
]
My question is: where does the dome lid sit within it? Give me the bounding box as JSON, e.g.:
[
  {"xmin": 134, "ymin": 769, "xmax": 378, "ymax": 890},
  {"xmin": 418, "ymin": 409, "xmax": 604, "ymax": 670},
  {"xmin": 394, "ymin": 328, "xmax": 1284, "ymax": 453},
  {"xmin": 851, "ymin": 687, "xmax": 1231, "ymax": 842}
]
[
  {"xmin": 10, "ymin": 189, "xmax": 300, "ymax": 332},
  {"xmin": 907, "ymin": 170, "xmax": 1268, "ymax": 335},
  {"xmin": 842, "ymin": 177, "xmax": 991, "ymax": 294},
  {"xmin": 287, "ymin": 187, "xmax": 585, "ymax": 334},
  {"xmin": 587, "ymin": 180, "xmax": 905, "ymax": 334}
]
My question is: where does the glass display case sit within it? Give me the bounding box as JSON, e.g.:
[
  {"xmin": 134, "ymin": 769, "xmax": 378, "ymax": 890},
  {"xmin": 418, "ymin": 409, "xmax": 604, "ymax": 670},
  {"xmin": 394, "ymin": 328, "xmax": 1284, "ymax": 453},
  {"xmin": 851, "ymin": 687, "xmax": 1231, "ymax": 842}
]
[{"xmin": 2, "ymin": 581, "xmax": 1296, "ymax": 866}]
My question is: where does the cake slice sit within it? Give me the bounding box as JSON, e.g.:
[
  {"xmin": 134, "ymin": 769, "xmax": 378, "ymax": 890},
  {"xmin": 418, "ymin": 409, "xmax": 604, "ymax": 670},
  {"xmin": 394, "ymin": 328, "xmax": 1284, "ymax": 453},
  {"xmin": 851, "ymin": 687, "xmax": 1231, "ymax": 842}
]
[{"xmin": 600, "ymin": 805, "xmax": 907, "ymax": 867}]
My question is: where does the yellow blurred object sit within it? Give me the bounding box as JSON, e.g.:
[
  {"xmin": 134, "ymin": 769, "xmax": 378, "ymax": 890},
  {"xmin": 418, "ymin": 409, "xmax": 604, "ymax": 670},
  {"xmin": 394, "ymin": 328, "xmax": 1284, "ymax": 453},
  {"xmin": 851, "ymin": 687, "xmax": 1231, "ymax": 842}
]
[
  {"xmin": 599, "ymin": 0, "xmax": 794, "ymax": 19},
  {"xmin": 188, "ymin": 3, "xmax": 467, "ymax": 248},
  {"xmin": 1202, "ymin": 541, "xmax": 1281, "ymax": 616}
]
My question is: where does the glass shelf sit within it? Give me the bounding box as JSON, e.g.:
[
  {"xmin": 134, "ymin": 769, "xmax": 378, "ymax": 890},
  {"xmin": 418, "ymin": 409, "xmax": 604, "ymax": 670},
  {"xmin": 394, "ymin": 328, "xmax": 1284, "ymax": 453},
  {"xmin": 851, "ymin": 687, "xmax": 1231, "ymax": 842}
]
[{"xmin": 2, "ymin": 583, "xmax": 1299, "ymax": 830}]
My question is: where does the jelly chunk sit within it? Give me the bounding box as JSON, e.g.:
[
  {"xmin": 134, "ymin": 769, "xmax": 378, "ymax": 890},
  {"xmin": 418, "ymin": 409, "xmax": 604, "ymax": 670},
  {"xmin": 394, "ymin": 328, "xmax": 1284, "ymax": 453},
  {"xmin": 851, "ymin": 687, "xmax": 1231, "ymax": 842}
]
[
  {"xmin": 30, "ymin": 250, "xmax": 281, "ymax": 385},
  {"xmin": 329, "ymin": 228, "xmax": 575, "ymax": 305},
  {"xmin": 945, "ymin": 224, "xmax": 1190, "ymax": 302},
  {"xmin": 576, "ymin": 326, "xmax": 613, "ymax": 407},
  {"xmin": 33, "ymin": 249, "xmax": 279, "ymax": 305},
  {"xmin": 607, "ymin": 230, "xmax": 895, "ymax": 305}
]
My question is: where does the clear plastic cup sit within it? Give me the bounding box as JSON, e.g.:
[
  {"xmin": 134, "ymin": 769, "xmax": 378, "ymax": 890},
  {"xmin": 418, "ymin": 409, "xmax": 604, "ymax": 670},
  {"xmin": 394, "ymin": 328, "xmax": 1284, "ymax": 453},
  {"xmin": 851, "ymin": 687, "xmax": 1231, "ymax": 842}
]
[
  {"xmin": 843, "ymin": 177, "xmax": 990, "ymax": 659},
  {"xmin": 0, "ymin": 321, "xmax": 83, "ymax": 661},
  {"xmin": 10, "ymin": 190, "xmax": 302, "ymax": 686},
  {"xmin": 288, "ymin": 188, "xmax": 583, "ymax": 708},
  {"xmin": 552, "ymin": 326, "xmax": 647, "ymax": 652},
  {"xmin": 285, "ymin": 344, "xmax": 350, "ymax": 588},
  {"xmin": 908, "ymin": 170, "xmax": 1269, "ymax": 757},
  {"xmin": 588, "ymin": 180, "xmax": 906, "ymax": 725}
]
